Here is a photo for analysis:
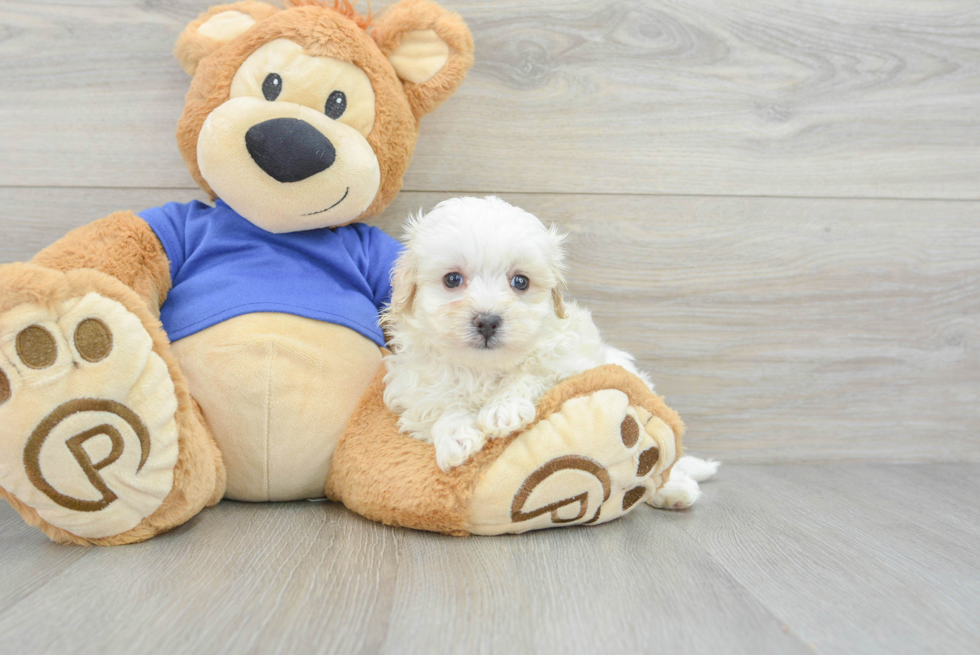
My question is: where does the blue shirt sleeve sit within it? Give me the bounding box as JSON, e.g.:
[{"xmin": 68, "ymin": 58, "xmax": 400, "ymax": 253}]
[
  {"xmin": 138, "ymin": 201, "xmax": 194, "ymax": 281},
  {"xmin": 361, "ymin": 225, "xmax": 405, "ymax": 310}
]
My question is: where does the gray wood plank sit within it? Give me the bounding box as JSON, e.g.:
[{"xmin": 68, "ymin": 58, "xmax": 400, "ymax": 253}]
[
  {"xmin": 670, "ymin": 463, "xmax": 980, "ymax": 654},
  {"xmin": 0, "ymin": 502, "xmax": 91, "ymax": 616},
  {"xmin": 1, "ymin": 1, "xmax": 979, "ymax": 198},
  {"xmin": 2, "ymin": 188, "xmax": 977, "ymax": 463},
  {"xmin": 0, "ymin": 496, "xmax": 808, "ymax": 655},
  {"xmin": 3, "ymin": 465, "xmax": 978, "ymax": 654},
  {"xmin": 0, "ymin": 501, "xmax": 401, "ymax": 655},
  {"xmin": 380, "ymin": 510, "xmax": 808, "ymax": 655}
]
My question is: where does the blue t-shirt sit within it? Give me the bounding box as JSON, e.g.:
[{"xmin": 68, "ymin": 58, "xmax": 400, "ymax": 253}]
[{"xmin": 140, "ymin": 200, "xmax": 403, "ymax": 346}]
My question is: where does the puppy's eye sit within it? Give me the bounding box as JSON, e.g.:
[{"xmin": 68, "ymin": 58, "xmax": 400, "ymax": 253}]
[
  {"xmin": 444, "ymin": 272, "xmax": 463, "ymax": 289},
  {"xmin": 511, "ymin": 275, "xmax": 529, "ymax": 291},
  {"xmin": 262, "ymin": 73, "xmax": 283, "ymax": 101},
  {"xmin": 325, "ymin": 90, "xmax": 347, "ymax": 119}
]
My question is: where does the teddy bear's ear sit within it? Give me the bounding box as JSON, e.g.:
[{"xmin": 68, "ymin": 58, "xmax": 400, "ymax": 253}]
[
  {"xmin": 371, "ymin": 0, "xmax": 474, "ymax": 119},
  {"xmin": 174, "ymin": 1, "xmax": 280, "ymax": 75}
]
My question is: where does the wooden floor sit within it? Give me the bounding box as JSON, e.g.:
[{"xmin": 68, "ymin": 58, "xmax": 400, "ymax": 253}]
[
  {"xmin": 1, "ymin": 1, "xmax": 979, "ymax": 653},
  {"xmin": 1, "ymin": 463, "xmax": 977, "ymax": 654}
]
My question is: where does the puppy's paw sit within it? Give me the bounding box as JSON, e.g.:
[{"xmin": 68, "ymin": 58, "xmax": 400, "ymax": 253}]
[
  {"xmin": 647, "ymin": 471, "xmax": 701, "ymax": 510},
  {"xmin": 433, "ymin": 419, "xmax": 486, "ymax": 471},
  {"xmin": 478, "ymin": 396, "xmax": 536, "ymax": 439}
]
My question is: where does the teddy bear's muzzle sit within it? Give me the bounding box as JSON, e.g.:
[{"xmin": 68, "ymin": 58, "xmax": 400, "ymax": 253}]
[{"xmin": 245, "ymin": 117, "xmax": 336, "ymax": 184}]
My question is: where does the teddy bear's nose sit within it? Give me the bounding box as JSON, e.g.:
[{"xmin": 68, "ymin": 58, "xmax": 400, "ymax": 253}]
[{"xmin": 245, "ymin": 118, "xmax": 336, "ymax": 183}]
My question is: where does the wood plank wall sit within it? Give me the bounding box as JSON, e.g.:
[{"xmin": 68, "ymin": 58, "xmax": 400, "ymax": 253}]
[{"xmin": 1, "ymin": 1, "xmax": 978, "ymax": 462}]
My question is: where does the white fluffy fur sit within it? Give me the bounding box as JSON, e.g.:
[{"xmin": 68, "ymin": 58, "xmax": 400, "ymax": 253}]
[{"xmin": 382, "ymin": 196, "xmax": 716, "ymax": 507}]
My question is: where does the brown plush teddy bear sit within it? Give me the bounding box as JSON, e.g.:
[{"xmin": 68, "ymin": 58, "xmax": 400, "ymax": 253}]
[{"xmin": 0, "ymin": 0, "xmax": 686, "ymax": 545}]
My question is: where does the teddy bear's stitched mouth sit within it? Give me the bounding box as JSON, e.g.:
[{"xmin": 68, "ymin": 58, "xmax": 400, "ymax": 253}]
[{"xmin": 302, "ymin": 187, "xmax": 350, "ymax": 216}]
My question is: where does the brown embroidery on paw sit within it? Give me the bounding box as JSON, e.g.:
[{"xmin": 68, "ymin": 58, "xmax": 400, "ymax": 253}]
[
  {"xmin": 74, "ymin": 318, "xmax": 113, "ymax": 363},
  {"xmin": 622, "ymin": 486, "xmax": 645, "ymax": 511},
  {"xmin": 511, "ymin": 455, "xmax": 611, "ymax": 526},
  {"xmin": 16, "ymin": 325, "xmax": 57, "ymax": 369},
  {"xmin": 23, "ymin": 399, "xmax": 151, "ymax": 512},
  {"xmin": 637, "ymin": 446, "xmax": 660, "ymax": 477},
  {"xmin": 0, "ymin": 368, "xmax": 9, "ymax": 405},
  {"xmin": 620, "ymin": 415, "xmax": 639, "ymax": 448}
]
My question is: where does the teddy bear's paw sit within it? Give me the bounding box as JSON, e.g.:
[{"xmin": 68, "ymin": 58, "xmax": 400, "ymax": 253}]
[
  {"xmin": 0, "ymin": 293, "xmax": 180, "ymax": 539},
  {"xmin": 467, "ymin": 389, "xmax": 678, "ymax": 535}
]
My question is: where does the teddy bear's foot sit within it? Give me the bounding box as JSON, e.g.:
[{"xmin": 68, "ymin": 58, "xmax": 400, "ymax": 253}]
[
  {"xmin": 0, "ymin": 265, "xmax": 223, "ymax": 544},
  {"xmin": 468, "ymin": 388, "xmax": 678, "ymax": 535}
]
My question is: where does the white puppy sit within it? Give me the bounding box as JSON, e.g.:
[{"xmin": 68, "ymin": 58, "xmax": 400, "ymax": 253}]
[{"xmin": 382, "ymin": 196, "xmax": 717, "ymax": 508}]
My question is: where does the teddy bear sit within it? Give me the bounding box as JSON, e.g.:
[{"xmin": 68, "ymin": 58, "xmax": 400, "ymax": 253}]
[{"xmin": 0, "ymin": 0, "xmax": 686, "ymax": 545}]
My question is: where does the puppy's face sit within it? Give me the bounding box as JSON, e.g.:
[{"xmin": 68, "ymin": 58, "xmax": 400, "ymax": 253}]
[{"xmin": 387, "ymin": 197, "xmax": 567, "ymax": 370}]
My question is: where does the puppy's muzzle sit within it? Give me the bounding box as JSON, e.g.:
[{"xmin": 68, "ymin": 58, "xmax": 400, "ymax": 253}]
[{"xmin": 473, "ymin": 313, "xmax": 502, "ymax": 342}]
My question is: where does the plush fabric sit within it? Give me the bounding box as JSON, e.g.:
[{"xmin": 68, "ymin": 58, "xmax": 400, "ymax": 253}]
[
  {"xmin": 371, "ymin": 0, "xmax": 474, "ymax": 118},
  {"xmin": 0, "ymin": 1, "xmax": 685, "ymax": 546},
  {"xmin": 31, "ymin": 211, "xmax": 173, "ymax": 316},
  {"xmin": 178, "ymin": 4, "xmax": 421, "ymax": 219},
  {"xmin": 140, "ymin": 200, "xmax": 402, "ymax": 344},
  {"xmin": 174, "ymin": 1, "xmax": 280, "ymax": 75},
  {"xmin": 386, "ymin": 29, "xmax": 451, "ymax": 85},
  {"xmin": 327, "ymin": 364, "xmax": 683, "ymax": 536},
  {"xmin": 0, "ymin": 264, "xmax": 224, "ymax": 546},
  {"xmin": 171, "ymin": 313, "xmax": 382, "ymax": 501}
]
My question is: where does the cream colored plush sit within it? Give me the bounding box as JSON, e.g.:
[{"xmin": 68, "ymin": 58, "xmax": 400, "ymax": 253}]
[
  {"xmin": 387, "ymin": 30, "xmax": 451, "ymax": 84},
  {"xmin": 171, "ymin": 313, "xmax": 381, "ymax": 501},
  {"xmin": 0, "ymin": 293, "xmax": 179, "ymax": 538},
  {"xmin": 0, "ymin": 2, "xmax": 701, "ymax": 546},
  {"xmin": 468, "ymin": 392, "xmax": 676, "ymax": 535},
  {"xmin": 198, "ymin": 10, "xmax": 258, "ymax": 41}
]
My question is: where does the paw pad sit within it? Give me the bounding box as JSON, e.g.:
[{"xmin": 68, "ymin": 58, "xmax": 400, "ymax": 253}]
[
  {"xmin": 620, "ymin": 415, "xmax": 639, "ymax": 447},
  {"xmin": 16, "ymin": 325, "xmax": 58, "ymax": 369},
  {"xmin": 0, "ymin": 368, "xmax": 9, "ymax": 405},
  {"xmin": 74, "ymin": 318, "xmax": 113, "ymax": 363},
  {"xmin": 510, "ymin": 455, "xmax": 611, "ymax": 525},
  {"xmin": 622, "ymin": 485, "xmax": 645, "ymax": 511},
  {"xmin": 636, "ymin": 446, "xmax": 659, "ymax": 477},
  {"xmin": 24, "ymin": 399, "xmax": 151, "ymax": 513},
  {"xmin": 0, "ymin": 292, "xmax": 180, "ymax": 539},
  {"xmin": 469, "ymin": 389, "xmax": 678, "ymax": 535}
]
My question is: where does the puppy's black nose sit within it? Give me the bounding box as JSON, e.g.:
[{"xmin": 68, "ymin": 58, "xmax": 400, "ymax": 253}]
[
  {"xmin": 245, "ymin": 117, "xmax": 335, "ymax": 183},
  {"xmin": 473, "ymin": 313, "xmax": 502, "ymax": 339}
]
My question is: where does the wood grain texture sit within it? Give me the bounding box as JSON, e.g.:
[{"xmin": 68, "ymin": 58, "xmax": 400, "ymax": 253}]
[
  {"xmin": 3, "ymin": 188, "xmax": 977, "ymax": 463},
  {"xmin": 669, "ymin": 463, "xmax": 980, "ymax": 654},
  {"xmin": 1, "ymin": 464, "xmax": 977, "ymax": 654},
  {"xmin": 0, "ymin": 502, "xmax": 401, "ymax": 655},
  {"xmin": 379, "ymin": 509, "xmax": 808, "ymax": 655},
  {"xmin": 0, "ymin": 0, "xmax": 978, "ymax": 198},
  {"xmin": 1, "ymin": 4, "xmax": 978, "ymax": 653}
]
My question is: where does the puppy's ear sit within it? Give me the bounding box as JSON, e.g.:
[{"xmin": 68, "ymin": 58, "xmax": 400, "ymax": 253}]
[
  {"xmin": 545, "ymin": 222, "xmax": 569, "ymax": 319},
  {"xmin": 372, "ymin": 0, "xmax": 474, "ymax": 118},
  {"xmin": 386, "ymin": 251, "xmax": 419, "ymax": 318},
  {"xmin": 551, "ymin": 286, "xmax": 568, "ymax": 320},
  {"xmin": 174, "ymin": 1, "xmax": 279, "ymax": 75}
]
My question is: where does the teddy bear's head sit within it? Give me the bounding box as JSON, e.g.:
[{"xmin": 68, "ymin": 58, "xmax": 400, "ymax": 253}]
[{"xmin": 173, "ymin": 0, "xmax": 472, "ymax": 233}]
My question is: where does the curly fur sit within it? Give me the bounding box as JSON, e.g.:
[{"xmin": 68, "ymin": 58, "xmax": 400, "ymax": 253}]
[{"xmin": 381, "ymin": 197, "xmax": 656, "ymax": 470}]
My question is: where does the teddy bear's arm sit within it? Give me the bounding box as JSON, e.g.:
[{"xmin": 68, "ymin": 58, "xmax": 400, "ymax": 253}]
[
  {"xmin": 0, "ymin": 211, "xmax": 222, "ymax": 545},
  {"xmin": 31, "ymin": 211, "xmax": 172, "ymax": 311}
]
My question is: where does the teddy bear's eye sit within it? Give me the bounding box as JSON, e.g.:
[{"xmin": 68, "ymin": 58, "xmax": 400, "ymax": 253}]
[
  {"xmin": 262, "ymin": 73, "xmax": 282, "ymax": 102},
  {"xmin": 325, "ymin": 90, "xmax": 347, "ymax": 119}
]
